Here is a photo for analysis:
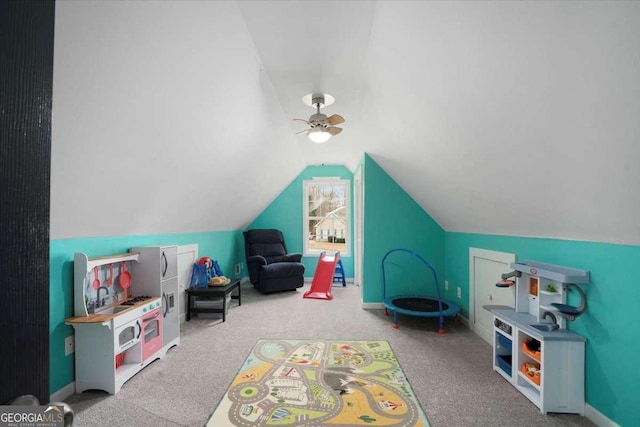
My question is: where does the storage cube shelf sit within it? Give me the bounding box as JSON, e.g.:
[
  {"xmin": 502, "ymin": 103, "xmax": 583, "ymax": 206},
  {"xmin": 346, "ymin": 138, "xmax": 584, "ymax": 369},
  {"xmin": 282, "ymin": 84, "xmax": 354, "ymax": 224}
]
[
  {"xmin": 492, "ymin": 310, "xmax": 586, "ymax": 414},
  {"xmin": 490, "ymin": 260, "xmax": 588, "ymax": 415},
  {"xmin": 497, "ymin": 332, "xmax": 512, "ymax": 350},
  {"xmin": 521, "ymin": 340, "xmax": 541, "ymax": 362},
  {"xmin": 520, "ymin": 362, "xmax": 541, "ymax": 386},
  {"xmin": 493, "ymin": 329, "xmax": 514, "ymax": 381},
  {"xmin": 512, "ymin": 260, "xmax": 589, "ymax": 330},
  {"xmin": 496, "ymin": 355, "xmax": 513, "ymax": 377}
]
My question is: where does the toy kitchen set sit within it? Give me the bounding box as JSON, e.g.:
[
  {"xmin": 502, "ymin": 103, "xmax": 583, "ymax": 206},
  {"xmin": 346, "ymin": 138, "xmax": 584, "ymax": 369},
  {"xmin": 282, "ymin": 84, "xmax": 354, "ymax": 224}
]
[
  {"xmin": 487, "ymin": 260, "xmax": 589, "ymax": 415},
  {"xmin": 65, "ymin": 245, "xmax": 180, "ymax": 394}
]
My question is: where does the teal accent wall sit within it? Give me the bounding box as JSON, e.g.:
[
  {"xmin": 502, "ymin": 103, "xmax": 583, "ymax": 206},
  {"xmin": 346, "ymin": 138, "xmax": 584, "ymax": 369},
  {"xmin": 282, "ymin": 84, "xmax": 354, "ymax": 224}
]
[
  {"xmin": 361, "ymin": 154, "xmax": 446, "ymax": 303},
  {"xmin": 446, "ymin": 232, "xmax": 640, "ymax": 426},
  {"xmin": 247, "ymin": 165, "xmax": 354, "ymax": 278},
  {"xmin": 49, "ymin": 230, "xmax": 242, "ymax": 395},
  {"xmin": 47, "ymin": 163, "xmax": 636, "ymax": 425}
]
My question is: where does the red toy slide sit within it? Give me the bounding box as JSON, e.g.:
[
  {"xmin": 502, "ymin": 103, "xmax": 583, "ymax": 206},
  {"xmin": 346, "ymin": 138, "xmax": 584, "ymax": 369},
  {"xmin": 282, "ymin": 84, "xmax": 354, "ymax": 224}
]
[{"xmin": 303, "ymin": 251, "xmax": 340, "ymax": 300}]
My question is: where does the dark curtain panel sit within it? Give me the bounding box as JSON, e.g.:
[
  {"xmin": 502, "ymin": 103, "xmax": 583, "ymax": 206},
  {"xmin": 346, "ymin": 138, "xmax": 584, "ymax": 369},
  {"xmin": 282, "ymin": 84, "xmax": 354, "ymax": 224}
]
[{"xmin": 0, "ymin": 0, "xmax": 55, "ymax": 403}]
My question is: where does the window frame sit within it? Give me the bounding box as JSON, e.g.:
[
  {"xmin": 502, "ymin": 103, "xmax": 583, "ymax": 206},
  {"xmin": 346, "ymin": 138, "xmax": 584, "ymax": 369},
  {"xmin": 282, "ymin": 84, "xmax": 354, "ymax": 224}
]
[{"xmin": 302, "ymin": 178, "xmax": 351, "ymax": 257}]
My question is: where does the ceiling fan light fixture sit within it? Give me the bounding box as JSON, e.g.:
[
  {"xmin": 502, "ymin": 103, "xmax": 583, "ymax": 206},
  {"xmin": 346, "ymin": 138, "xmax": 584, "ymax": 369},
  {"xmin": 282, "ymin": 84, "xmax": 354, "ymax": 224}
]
[
  {"xmin": 308, "ymin": 127, "xmax": 331, "ymax": 144},
  {"xmin": 295, "ymin": 92, "xmax": 344, "ymax": 143}
]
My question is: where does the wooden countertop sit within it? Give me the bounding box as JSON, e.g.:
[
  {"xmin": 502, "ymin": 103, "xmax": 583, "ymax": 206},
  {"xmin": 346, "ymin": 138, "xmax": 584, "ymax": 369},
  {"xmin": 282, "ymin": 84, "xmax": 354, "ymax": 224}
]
[{"xmin": 65, "ymin": 297, "xmax": 161, "ymax": 324}]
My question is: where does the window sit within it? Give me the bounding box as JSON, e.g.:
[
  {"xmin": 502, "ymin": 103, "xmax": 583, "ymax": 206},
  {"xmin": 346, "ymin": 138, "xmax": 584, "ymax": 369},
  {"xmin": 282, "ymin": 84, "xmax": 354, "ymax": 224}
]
[{"xmin": 303, "ymin": 178, "xmax": 350, "ymax": 256}]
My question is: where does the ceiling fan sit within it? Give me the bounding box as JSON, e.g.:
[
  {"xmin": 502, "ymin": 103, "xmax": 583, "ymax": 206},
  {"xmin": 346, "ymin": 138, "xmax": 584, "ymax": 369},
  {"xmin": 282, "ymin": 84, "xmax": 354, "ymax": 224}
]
[{"xmin": 294, "ymin": 93, "xmax": 345, "ymax": 143}]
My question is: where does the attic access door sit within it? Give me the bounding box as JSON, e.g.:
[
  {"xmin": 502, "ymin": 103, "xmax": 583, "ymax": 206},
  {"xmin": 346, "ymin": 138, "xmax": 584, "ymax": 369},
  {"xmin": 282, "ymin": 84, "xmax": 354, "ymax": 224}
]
[{"xmin": 469, "ymin": 248, "xmax": 516, "ymax": 345}]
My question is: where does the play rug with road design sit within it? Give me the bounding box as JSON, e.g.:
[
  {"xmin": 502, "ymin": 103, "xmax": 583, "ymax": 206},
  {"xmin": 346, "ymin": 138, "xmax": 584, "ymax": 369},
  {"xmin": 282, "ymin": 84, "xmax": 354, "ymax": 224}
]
[{"xmin": 207, "ymin": 339, "xmax": 430, "ymax": 426}]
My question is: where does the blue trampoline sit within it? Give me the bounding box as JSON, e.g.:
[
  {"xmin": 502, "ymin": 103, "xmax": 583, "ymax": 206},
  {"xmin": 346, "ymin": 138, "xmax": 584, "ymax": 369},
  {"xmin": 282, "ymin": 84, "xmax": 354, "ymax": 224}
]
[{"xmin": 382, "ymin": 248, "xmax": 460, "ymax": 334}]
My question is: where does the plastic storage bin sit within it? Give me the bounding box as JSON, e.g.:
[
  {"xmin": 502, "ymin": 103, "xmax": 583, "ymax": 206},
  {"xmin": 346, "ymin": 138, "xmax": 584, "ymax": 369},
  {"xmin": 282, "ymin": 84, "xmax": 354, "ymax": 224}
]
[
  {"xmin": 115, "ymin": 353, "xmax": 125, "ymax": 369},
  {"xmin": 521, "ymin": 340, "xmax": 541, "ymax": 361},
  {"xmin": 521, "ymin": 362, "xmax": 541, "ymax": 386},
  {"xmin": 497, "ymin": 332, "xmax": 512, "ymax": 350},
  {"xmin": 496, "ymin": 355, "xmax": 513, "ymax": 376}
]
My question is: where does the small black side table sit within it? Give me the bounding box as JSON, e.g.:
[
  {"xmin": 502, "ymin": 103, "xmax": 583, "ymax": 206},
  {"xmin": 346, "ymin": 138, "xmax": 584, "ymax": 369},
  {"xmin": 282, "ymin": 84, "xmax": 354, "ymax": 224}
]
[{"xmin": 185, "ymin": 279, "xmax": 241, "ymax": 322}]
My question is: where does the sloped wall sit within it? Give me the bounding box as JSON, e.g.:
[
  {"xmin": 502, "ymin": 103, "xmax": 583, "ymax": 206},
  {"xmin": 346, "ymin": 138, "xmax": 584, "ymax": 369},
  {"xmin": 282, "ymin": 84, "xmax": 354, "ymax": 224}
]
[
  {"xmin": 361, "ymin": 154, "xmax": 446, "ymax": 303},
  {"xmin": 51, "ymin": 1, "xmax": 304, "ymax": 239},
  {"xmin": 446, "ymin": 232, "xmax": 640, "ymax": 426},
  {"xmin": 360, "ymin": 1, "xmax": 640, "ymax": 246}
]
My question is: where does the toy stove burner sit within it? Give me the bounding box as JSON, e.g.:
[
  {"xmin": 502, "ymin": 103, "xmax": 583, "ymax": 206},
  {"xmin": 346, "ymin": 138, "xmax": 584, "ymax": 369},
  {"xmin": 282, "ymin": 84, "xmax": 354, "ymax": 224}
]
[{"xmin": 121, "ymin": 296, "xmax": 152, "ymax": 306}]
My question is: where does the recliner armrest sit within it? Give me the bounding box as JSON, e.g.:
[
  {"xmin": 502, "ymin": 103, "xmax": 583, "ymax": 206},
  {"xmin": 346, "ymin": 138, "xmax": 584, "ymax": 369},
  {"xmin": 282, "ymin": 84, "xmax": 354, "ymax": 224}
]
[
  {"xmin": 246, "ymin": 255, "xmax": 267, "ymax": 266},
  {"xmin": 282, "ymin": 253, "xmax": 302, "ymax": 263}
]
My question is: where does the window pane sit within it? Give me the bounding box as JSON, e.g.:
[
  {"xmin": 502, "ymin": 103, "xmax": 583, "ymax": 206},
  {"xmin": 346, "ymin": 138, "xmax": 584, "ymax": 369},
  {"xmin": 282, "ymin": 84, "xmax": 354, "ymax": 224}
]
[
  {"xmin": 307, "ymin": 238, "xmax": 346, "ymax": 253},
  {"xmin": 304, "ymin": 179, "xmax": 350, "ymax": 256}
]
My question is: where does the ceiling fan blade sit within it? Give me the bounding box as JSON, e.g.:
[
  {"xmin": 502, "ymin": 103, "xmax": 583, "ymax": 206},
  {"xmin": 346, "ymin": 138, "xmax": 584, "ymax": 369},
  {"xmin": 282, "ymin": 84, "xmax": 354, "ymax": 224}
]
[
  {"xmin": 296, "ymin": 129, "xmax": 310, "ymax": 136},
  {"xmin": 325, "ymin": 114, "xmax": 345, "ymax": 126},
  {"xmin": 293, "ymin": 118, "xmax": 310, "ymax": 125},
  {"xmin": 327, "ymin": 126, "xmax": 342, "ymax": 136}
]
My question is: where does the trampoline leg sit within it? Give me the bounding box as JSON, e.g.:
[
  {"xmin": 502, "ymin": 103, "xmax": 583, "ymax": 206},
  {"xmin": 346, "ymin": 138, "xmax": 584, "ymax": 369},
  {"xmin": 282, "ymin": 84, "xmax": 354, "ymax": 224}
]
[
  {"xmin": 438, "ymin": 329, "xmax": 445, "ymax": 335},
  {"xmin": 392, "ymin": 311, "xmax": 399, "ymax": 329},
  {"xmin": 384, "ymin": 308, "xmax": 389, "ymax": 317},
  {"xmin": 454, "ymin": 315, "xmax": 461, "ymax": 324}
]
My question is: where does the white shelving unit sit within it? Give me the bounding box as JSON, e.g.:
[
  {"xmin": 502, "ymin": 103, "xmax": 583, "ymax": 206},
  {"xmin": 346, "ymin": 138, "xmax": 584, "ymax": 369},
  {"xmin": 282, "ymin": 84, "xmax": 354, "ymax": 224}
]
[
  {"xmin": 68, "ymin": 301, "xmax": 161, "ymax": 394},
  {"xmin": 512, "ymin": 260, "xmax": 589, "ymax": 326},
  {"xmin": 490, "ymin": 260, "xmax": 589, "ymax": 415},
  {"xmin": 73, "ymin": 252, "xmax": 140, "ymax": 317},
  {"xmin": 492, "ymin": 311, "xmax": 586, "ymax": 414},
  {"xmin": 67, "ymin": 251, "xmax": 166, "ymax": 394}
]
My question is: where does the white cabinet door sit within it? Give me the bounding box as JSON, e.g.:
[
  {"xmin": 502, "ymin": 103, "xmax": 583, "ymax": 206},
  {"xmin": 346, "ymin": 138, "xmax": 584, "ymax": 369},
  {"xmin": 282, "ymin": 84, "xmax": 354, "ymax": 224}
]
[
  {"xmin": 470, "ymin": 248, "xmax": 516, "ymax": 345},
  {"xmin": 177, "ymin": 244, "xmax": 198, "ymax": 322},
  {"xmin": 161, "ymin": 246, "xmax": 178, "ymax": 279},
  {"xmin": 162, "ymin": 276, "xmax": 179, "ymax": 344}
]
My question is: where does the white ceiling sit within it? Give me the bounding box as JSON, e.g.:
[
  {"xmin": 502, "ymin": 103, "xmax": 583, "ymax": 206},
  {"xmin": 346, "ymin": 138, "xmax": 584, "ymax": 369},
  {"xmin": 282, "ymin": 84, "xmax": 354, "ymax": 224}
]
[
  {"xmin": 237, "ymin": 1, "xmax": 640, "ymax": 245},
  {"xmin": 51, "ymin": 1, "xmax": 640, "ymax": 245}
]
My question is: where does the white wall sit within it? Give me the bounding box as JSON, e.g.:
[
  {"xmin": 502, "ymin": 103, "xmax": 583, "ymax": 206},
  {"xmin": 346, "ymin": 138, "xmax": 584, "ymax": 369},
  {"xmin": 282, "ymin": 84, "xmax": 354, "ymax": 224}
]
[
  {"xmin": 51, "ymin": 1, "xmax": 305, "ymax": 239},
  {"xmin": 357, "ymin": 1, "xmax": 640, "ymax": 245},
  {"xmin": 51, "ymin": 1, "xmax": 640, "ymax": 246}
]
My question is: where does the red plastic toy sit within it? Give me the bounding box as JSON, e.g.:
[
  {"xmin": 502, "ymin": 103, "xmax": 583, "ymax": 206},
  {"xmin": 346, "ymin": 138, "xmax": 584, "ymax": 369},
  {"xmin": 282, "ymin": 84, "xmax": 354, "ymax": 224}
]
[{"xmin": 303, "ymin": 251, "xmax": 341, "ymax": 300}]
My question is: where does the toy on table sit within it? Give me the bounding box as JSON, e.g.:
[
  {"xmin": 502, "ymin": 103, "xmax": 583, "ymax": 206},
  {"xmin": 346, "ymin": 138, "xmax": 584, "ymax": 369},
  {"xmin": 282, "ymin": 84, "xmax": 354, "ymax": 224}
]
[{"xmin": 189, "ymin": 256, "xmax": 226, "ymax": 288}]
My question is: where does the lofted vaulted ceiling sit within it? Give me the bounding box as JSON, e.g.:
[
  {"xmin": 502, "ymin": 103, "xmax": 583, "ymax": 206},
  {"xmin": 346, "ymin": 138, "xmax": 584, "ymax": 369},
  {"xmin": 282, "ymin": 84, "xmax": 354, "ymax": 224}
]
[
  {"xmin": 51, "ymin": 1, "xmax": 640, "ymax": 245},
  {"xmin": 237, "ymin": 0, "xmax": 640, "ymax": 245}
]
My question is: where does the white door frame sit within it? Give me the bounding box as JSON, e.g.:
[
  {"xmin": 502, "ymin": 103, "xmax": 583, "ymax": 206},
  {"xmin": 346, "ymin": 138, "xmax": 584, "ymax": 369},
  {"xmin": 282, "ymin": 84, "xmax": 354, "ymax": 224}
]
[
  {"xmin": 469, "ymin": 247, "xmax": 516, "ymax": 343},
  {"xmin": 177, "ymin": 244, "xmax": 199, "ymax": 323},
  {"xmin": 353, "ymin": 168, "xmax": 363, "ymax": 299}
]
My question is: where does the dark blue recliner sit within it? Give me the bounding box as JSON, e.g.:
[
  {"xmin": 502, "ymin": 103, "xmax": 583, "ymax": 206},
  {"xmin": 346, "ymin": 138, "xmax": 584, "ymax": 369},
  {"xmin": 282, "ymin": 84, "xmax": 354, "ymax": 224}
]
[{"xmin": 243, "ymin": 229, "xmax": 305, "ymax": 294}]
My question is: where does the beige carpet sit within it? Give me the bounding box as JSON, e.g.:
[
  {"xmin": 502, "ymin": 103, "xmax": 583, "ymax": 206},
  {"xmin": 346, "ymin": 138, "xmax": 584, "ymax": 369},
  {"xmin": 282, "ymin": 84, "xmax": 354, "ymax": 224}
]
[{"xmin": 66, "ymin": 280, "xmax": 594, "ymax": 427}]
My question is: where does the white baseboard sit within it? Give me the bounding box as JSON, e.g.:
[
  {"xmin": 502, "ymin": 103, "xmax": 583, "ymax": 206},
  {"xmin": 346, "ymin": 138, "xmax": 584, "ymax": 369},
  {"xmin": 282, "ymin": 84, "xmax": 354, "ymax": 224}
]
[
  {"xmin": 50, "ymin": 381, "xmax": 75, "ymax": 403},
  {"xmin": 361, "ymin": 301, "xmax": 384, "ymax": 309},
  {"xmin": 457, "ymin": 313, "xmax": 470, "ymax": 328},
  {"xmin": 585, "ymin": 404, "xmax": 619, "ymax": 427}
]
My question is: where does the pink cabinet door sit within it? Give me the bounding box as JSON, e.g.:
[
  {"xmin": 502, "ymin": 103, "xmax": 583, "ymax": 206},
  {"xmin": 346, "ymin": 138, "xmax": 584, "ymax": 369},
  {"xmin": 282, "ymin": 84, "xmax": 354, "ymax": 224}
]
[{"xmin": 141, "ymin": 308, "xmax": 163, "ymax": 360}]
